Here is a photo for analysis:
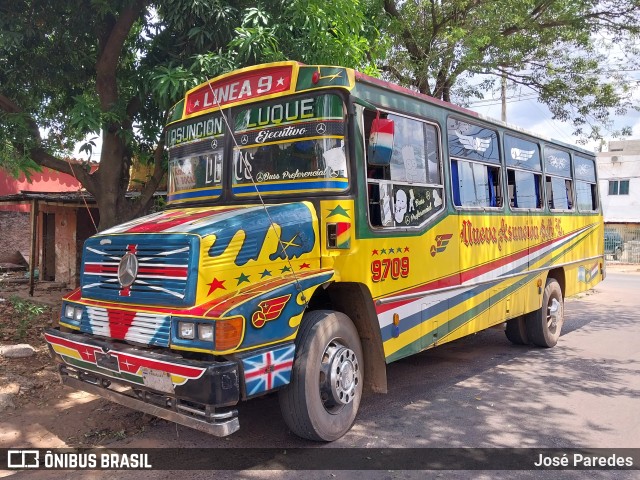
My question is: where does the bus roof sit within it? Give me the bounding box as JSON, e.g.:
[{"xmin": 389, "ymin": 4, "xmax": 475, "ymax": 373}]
[{"xmin": 352, "ymin": 70, "xmax": 595, "ymax": 157}]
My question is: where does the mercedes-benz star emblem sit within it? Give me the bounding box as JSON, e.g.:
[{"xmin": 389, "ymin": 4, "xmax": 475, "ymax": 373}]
[
  {"xmin": 211, "ymin": 139, "xmax": 218, "ymax": 149},
  {"xmin": 118, "ymin": 252, "xmax": 139, "ymax": 287},
  {"xmin": 241, "ymin": 134, "xmax": 249, "ymax": 145},
  {"xmin": 316, "ymin": 123, "xmax": 327, "ymax": 135}
]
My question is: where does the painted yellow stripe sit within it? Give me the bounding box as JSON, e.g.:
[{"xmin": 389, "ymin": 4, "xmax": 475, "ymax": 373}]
[
  {"xmin": 59, "ymin": 321, "xmax": 80, "ymax": 331},
  {"xmin": 233, "ymin": 188, "xmax": 347, "ymax": 197},
  {"xmin": 235, "ymin": 117, "xmax": 343, "ymax": 134},
  {"xmin": 170, "ymin": 374, "xmax": 189, "ymax": 386},
  {"xmin": 382, "ymin": 309, "xmax": 449, "ymax": 357},
  {"xmin": 166, "ymin": 186, "xmax": 223, "ymax": 196},
  {"xmin": 233, "ymin": 135, "xmax": 343, "ymax": 149},
  {"xmin": 51, "ymin": 344, "xmax": 82, "ymax": 360},
  {"xmin": 382, "ymin": 273, "xmax": 529, "ymax": 358},
  {"xmin": 234, "ymin": 177, "xmax": 347, "ymax": 188}
]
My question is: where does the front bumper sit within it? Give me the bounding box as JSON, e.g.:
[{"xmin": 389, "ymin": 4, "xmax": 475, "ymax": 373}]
[{"xmin": 44, "ymin": 328, "xmax": 240, "ymax": 437}]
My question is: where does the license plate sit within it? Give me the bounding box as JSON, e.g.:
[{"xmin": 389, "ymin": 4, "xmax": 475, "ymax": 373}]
[
  {"xmin": 141, "ymin": 367, "xmax": 175, "ymax": 394},
  {"xmin": 95, "ymin": 352, "xmax": 120, "ymax": 372}
]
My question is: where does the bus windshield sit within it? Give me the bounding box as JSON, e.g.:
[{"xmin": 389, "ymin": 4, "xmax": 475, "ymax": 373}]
[
  {"xmin": 167, "ymin": 112, "xmax": 225, "ymax": 204},
  {"xmin": 232, "ymin": 93, "xmax": 348, "ymax": 197}
]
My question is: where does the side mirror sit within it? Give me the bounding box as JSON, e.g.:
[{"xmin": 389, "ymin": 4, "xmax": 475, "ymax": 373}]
[{"xmin": 368, "ymin": 118, "xmax": 394, "ymax": 166}]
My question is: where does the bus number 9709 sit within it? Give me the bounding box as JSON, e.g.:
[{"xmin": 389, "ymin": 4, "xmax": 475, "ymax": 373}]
[{"xmin": 371, "ymin": 257, "xmax": 410, "ymax": 282}]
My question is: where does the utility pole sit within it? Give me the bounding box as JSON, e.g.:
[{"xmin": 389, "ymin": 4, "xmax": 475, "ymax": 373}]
[{"xmin": 501, "ymin": 70, "xmax": 507, "ymax": 123}]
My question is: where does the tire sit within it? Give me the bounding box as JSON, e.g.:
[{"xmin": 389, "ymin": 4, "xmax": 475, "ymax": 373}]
[
  {"xmin": 278, "ymin": 310, "xmax": 363, "ymax": 441},
  {"xmin": 505, "ymin": 316, "xmax": 529, "ymax": 345},
  {"xmin": 525, "ymin": 278, "xmax": 564, "ymax": 348}
]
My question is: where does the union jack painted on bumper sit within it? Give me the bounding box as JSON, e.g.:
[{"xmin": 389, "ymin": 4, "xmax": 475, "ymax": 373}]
[{"xmin": 239, "ymin": 344, "xmax": 296, "ymax": 397}]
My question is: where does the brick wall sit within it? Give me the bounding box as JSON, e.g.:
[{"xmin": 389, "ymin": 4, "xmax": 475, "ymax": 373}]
[{"xmin": 0, "ymin": 211, "xmax": 30, "ymax": 263}]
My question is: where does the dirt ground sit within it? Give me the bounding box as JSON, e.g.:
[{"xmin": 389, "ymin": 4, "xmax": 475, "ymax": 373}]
[{"xmin": 0, "ymin": 282, "xmax": 163, "ymax": 449}]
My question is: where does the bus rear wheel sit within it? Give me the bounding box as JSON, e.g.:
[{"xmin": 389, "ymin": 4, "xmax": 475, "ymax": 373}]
[
  {"xmin": 279, "ymin": 310, "xmax": 363, "ymax": 441},
  {"xmin": 505, "ymin": 316, "xmax": 529, "ymax": 345},
  {"xmin": 525, "ymin": 278, "xmax": 564, "ymax": 348}
]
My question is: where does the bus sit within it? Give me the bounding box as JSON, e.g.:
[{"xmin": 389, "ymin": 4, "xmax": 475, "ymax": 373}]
[{"xmin": 45, "ymin": 61, "xmax": 604, "ymax": 441}]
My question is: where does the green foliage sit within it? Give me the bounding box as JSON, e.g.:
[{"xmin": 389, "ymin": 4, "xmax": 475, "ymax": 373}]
[
  {"xmin": 9, "ymin": 296, "xmax": 46, "ymax": 341},
  {"xmin": 0, "ymin": 0, "xmax": 381, "ymax": 228},
  {"xmin": 381, "ymin": 0, "xmax": 640, "ymax": 142},
  {"xmin": 0, "ymin": 139, "xmax": 42, "ymax": 180},
  {"xmin": 2, "ymin": 0, "xmax": 636, "ymax": 201},
  {"xmin": 0, "ymin": 110, "xmax": 43, "ymax": 179}
]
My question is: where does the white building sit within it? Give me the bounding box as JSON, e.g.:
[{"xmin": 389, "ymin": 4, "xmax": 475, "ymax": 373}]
[
  {"xmin": 597, "ymin": 139, "xmax": 640, "ymax": 224},
  {"xmin": 597, "ymin": 140, "xmax": 640, "ymax": 263}
]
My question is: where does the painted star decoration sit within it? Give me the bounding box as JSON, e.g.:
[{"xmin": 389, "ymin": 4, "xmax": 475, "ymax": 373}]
[{"xmin": 207, "ymin": 278, "xmax": 226, "ymax": 296}]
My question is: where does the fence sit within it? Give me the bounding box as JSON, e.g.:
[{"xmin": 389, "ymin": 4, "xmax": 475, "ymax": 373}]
[{"xmin": 605, "ymin": 223, "xmax": 640, "ymax": 264}]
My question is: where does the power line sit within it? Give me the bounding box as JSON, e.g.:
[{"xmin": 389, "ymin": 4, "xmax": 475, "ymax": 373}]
[{"xmin": 468, "ymin": 94, "xmax": 538, "ymax": 107}]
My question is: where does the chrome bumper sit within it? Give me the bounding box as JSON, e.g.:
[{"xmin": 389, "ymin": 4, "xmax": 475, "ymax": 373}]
[{"xmin": 59, "ymin": 367, "xmax": 240, "ymax": 437}]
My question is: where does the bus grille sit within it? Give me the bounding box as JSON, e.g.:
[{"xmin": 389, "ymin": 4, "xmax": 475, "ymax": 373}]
[
  {"xmin": 81, "ymin": 306, "xmax": 171, "ymax": 347},
  {"xmin": 80, "ymin": 235, "xmax": 196, "ymax": 307}
]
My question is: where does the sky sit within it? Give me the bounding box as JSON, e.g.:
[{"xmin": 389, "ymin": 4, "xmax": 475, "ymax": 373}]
[
  {"xmin": 470, "ymin": 91, "xmax": 640, "ymax": 154},
  {"xmin": 469, "ymin": 36, "xmax": 640, "ymax": 153}
]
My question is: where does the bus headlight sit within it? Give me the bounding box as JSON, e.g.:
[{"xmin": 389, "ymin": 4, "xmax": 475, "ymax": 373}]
[
  {"xmin": 63, "ymin": 304, "xmax": 83, "ymax": 323},
  {"xmin": 198, "ymin": 324, "xmax": 214, "ymax": 341},
  {"xmin": 178, "ymin": 321, "xmax": 196, "ymax": 339},
  {"xmin": 173, "ymin": 317, "xmax": 243, "ymax": 351}
]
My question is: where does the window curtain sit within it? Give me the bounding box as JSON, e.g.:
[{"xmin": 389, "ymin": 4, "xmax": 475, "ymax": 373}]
[
  {"xmin": 488, "ymin": 167, "xmax": 496, "ymax": 207},
  {"xmin": 451, "ymin": 160, "xmax": 461, "ymax": 206}
]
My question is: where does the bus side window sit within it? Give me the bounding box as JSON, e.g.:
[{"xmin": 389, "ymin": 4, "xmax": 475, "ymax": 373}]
[
  {"xmin": 507, "ymin": 169, "xmax": 542, "ymax": 209},
  {"xmin": 574, "ymin": 155, "xmax": 598, "ymax": 211},
  {"xmin": 543, "ymin": 146, "xmax": 573, "ymax": 210},
  {"xmin": 366, "ymin": 110, "xmax": 443, "ymax": 228},
  {"xmin": 546, "ymin": 176, "xmax": 573, "ymax": 210},
  {"xmin": 576, "ymin": 181, "xmax": 598, "ymax": 211},
  {"xmin": 452, "ymin": 159, "xmax": 502, "ymax": 208},
  {"xmin": 565, "ymin": 179, "xmax": 574, "ymax": 209},
  {"xmin": 365, "ymin": 109, "xmax": 391, "ymax": 226}
]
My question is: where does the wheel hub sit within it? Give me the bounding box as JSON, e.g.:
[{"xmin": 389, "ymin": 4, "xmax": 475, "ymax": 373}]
[
  {"xmin": 329, "ymin": 346, "xmax": 359, "ymax": 405},
  {"xmin": 321, "ymin": 342, "xmax": 360, "ymax": 407},
  {"xmin": 548, "ymin": 297, "xmax": 561, "ymax": 329}
]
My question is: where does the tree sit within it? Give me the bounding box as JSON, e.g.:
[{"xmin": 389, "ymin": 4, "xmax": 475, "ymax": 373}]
[
  {"xmin": 380, "ymin": 0, "xmax": 640, "ymax": 141},
  {"xmin": 0, "ymin": 0, "xmax": 380, "ymax": 230}
]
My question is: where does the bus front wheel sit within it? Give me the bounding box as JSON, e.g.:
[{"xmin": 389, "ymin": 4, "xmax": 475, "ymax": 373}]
[
  {"xmin": 525, "ymin": 278, "xmax": 564, "ymax": 348},
  {"xmin": 279, "ymin": 310, "xmax": 363, "ymax": 441}
]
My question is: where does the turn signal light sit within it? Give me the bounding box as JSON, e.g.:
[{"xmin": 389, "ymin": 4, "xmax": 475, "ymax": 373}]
[
  {"xmin": 215, "ymin": 316, "xmax": 244, "ymax": 351},
  {"xmin": 327, "ymin": 222, "xmax": 351, "ymax": 249},
  {"xmin": 392, "ymin": 313, "xmax": 400, "ymax": 338}
]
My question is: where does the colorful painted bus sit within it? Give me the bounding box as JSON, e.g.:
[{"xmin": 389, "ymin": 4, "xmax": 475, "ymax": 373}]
[{"xmin": 45, "ymin": 61, "xmax": 604, "ymax": 441}]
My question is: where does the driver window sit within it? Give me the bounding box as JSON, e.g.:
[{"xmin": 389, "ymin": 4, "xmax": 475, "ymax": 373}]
[{"xmin": 365, "ymin": 110, "xmax": 443, "ymax": 228}]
